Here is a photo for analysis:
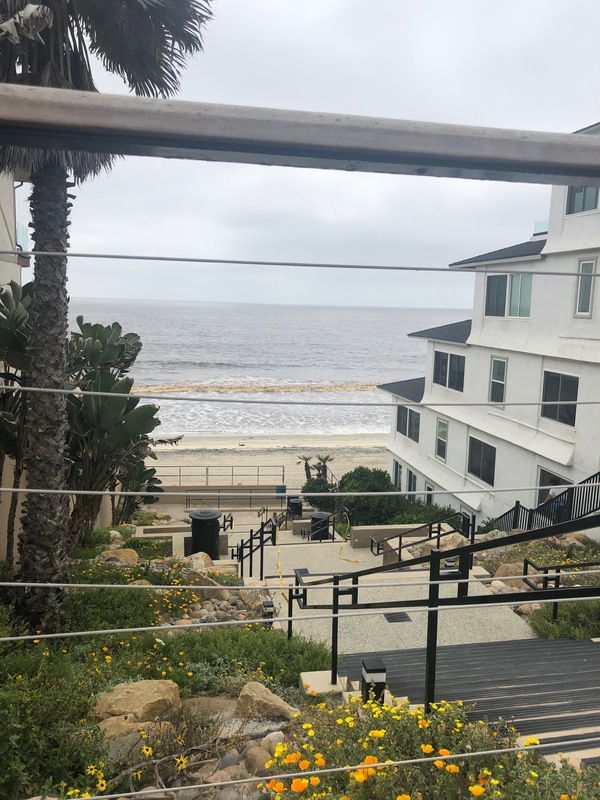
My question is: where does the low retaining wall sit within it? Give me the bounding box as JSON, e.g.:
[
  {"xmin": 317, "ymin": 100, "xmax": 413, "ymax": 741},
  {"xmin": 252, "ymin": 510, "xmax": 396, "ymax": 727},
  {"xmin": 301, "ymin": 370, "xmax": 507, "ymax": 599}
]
[
  {"xmin": 350, "ymin": 523, "xmax": 421, "ymax": 549},
  {"xmin": 157, "ymin": 484, "xmax": 285, "ymax": 509}
]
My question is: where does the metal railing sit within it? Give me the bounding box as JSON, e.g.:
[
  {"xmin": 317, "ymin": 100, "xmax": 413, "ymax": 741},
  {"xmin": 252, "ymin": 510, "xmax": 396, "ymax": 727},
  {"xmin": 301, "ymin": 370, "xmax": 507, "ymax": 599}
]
[
  {"xmin": 156, "ymin": 464, "xmax": 285, "ymax": 486},
  {"xmin": 370, "ymin": 511, "xmax": 473, "ymax": 558},
  {"xmin": 523, "ymin": 555, "xmax": 600, "ymax": 622},
  {"xmin": 184, "ymin": 486, "xmax": 287, "ymax": 511},
  {"xmin": 285, "ymin": 512, "xmax": 600, "ymax": 711},
  {"xmin": 493, "ymin": 470, "xmax": 600, "ymax": 533},
  {"xmin": 230, "ymin": 511, "xmax": 289, "ymax": 580}
]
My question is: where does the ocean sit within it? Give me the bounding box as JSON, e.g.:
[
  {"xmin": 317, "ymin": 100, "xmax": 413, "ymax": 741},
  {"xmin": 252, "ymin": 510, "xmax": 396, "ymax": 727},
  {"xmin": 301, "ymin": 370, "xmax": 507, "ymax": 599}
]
[{"xmin": 68, "ymin": 300, "xmax": 468, "ymax": 436}]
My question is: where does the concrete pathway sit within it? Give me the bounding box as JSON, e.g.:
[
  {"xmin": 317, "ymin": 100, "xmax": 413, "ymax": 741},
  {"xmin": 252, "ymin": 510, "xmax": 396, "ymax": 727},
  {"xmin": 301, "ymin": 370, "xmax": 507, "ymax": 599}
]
[{"xmin": 251, "ymin": 528, "xmax": 535, "ymax": 655}]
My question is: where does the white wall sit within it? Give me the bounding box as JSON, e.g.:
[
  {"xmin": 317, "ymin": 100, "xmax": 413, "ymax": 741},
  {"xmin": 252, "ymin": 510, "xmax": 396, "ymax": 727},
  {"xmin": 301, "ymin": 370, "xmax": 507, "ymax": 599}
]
[{"xmin": 0, "ymin": 174, "xmax": 20, "ymax": 285}]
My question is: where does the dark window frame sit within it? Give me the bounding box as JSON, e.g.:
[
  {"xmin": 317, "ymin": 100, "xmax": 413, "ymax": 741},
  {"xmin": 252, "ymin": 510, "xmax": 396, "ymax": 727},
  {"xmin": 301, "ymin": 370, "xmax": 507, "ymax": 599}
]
[
  {"xmin": 489, "ymin": 357, "xmax": 507, "ymax": 404},
  {"xmin": 485, "ymin": 274, "xmax": 508, "ymax": 317},
  {"xmin": 433, "ymin": 351, "xmax": 465, "ymax": 392},
  {"xmin": 566, "ymin": 185, "xmax": 599, "ymax": 215},
  {"xmin": 541, "ymin": 371, "xmax": 579, "ymax": 427},
  {"xmin": 467, "ymin": 437, "xmax": 496, "ymax": 486},
  {"xmin": 407, "ymin": 470, "xmax": 417, "ymax": 493},
  {"xmin": 393, "ymin": 460, "xmax": 402, "ymax": 490},
  {"xmin": 396, "ymin": 405, "xmax": 420, "ymax": 442},
  {"xmin": 575, "ymin": 259, "xmax": 595, "ymax": 317}
]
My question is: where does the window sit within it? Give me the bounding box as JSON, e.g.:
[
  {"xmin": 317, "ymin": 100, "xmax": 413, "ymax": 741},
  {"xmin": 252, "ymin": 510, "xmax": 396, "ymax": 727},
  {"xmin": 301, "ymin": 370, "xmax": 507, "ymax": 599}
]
[
  {"xmin": 407, "ymin": 470, "xmax": 417, "ymax": 493},
  {"xmin": 436, "ymin": 419, "xmax": 448, "ymax": 460},
  {"xmin": 485, "ymin": 274, "xmax": 531, "ymax": 317},
  {"xmin": 489, "ymin": 357, "xmax": 507, "ymax": 404},
  {"xmin": 541, "ymin": 371, "xmax": 579, "ymax": 427},
  {"xmin": 433, "ymin": 351, "xmax": 465, "ymax": 391},
  {"xmin": 576, "ymin": 260, "xmax": 595, "ymax": 316},
  {"xmin": 485, "ymin": 275, "xmax": 507, "ymax": 316},
  {"xmin": 393, "ymin": 460, "xmax": 402, "ymax": 490},
  {"xmin": 508, "ymin": 273, "xmax": 532, "ymax": 317},
  {"xmin": 396, "ymin": 406, "xmax": 420, "ymax": 442},
  {"xmin": 467, "ymin": 437, "xmax": 496, "ymax": 486},
  {"xmin": 566, "ymin": 185, "xmax": 599, "ymax": 215},
  {"xmin": 425, "ymin": 484, "xmax": 434, "ymax": 504}
]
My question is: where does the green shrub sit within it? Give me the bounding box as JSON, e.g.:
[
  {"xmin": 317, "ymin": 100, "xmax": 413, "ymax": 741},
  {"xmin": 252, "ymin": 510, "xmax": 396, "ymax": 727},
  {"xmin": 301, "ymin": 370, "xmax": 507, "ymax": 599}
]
[
  {"xmin": 129, "ymin": 510, "xmax": 159, "ymax": 526},
  {"xmin": 338, "ymin": 467, "xmax": 404, "ymax": 525},
  {"xmin": 122, "ymin": 536, "xmax": 173, "ymax": 559},
  {"xmin": 301, "ymin": 476, "xmax": 338, "ymax": 513},
  {"xmin": 530, "ymin": 599, "xmax": 600, "ymax": 639}
]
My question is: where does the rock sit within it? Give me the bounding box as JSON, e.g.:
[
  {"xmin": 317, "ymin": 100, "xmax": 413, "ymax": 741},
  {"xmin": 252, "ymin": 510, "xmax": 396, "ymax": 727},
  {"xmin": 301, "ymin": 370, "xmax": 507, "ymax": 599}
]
[
  {"xmin": 184, "ymin": 695, "xmax": 237, "ymax": 723},
  {"xmin": 261, "ymin": 730, "xmax": 285, "ymax": 755},
  {"xmin": 187, "ymin": 759, "xmax": 219, "ymax": 782},
  {"xmin": 218, "ymin": 718, "xmax": 291, "ymax": 739},
  {"xmin": 206, "ymin": 769, "xmax": 234, "ymax": 785},
  {"xmin": 131, "ymin": 579, "xmax": 152, "ymax": 586},
  {"xmin": 237, "ymin": 589, "xmax": 268, "ymax": 613},
  {"xmin": 222, "ymin": 765, "xmax": 247, "ymax": 780},
  {"xmin": 494, "ymin": 562, "xmax": 528, "ymax": 589},
  {"xmin": 182, "ymin": 552, "xmax": 215, "ymax": 571},
  {"xmin": 106, "ymin": 730, "xmax": 145, "ymax": 764},
  {"xmin": 219, "ymin": 749, "xmax": 241, "ymax": 769},
  {"xmin": 531, "ymin": 603, "xmax": 542, "ymax": 612},
  {"xmin": 237, "ymin": 682, "xmax": 298, "ymax": 721},
  {"xmin": 243, "ymin": 792, "xmax": 264, "ymax": 800},
  {"xmin": 184, "ymin": 570, "xmax": 231, "ymax": 601},
  {"xmin": 109, "ymin": 529, "xmax": 125, "ymax": 542},
  {"xmin": 517, "ymin": 604, "xmax": 533, "ymax": 615},
  {"xmin": 490, "ymin": 581, "xmax": 505, "ymax": 592},
  {"xmin": 97, "ymin": 547, "xmax": 139, "ymax": 566},
  {"xmin": 243, "ymin": 745, "xmax": 272, "ymax": 774},
  {"xmin": 98, "ymin": 714, "xmax": 143, "ymax": 740},
  {"xmin": 216, "ymin": 789, "xmax": 241, "ymax": 800},
  {"xmin": 501, "ymin": 585, "xmax": 516, "ymax": 594},
  {"xmin": 94, "ymin": 679, "xmax": 181, "ymax": 721}
]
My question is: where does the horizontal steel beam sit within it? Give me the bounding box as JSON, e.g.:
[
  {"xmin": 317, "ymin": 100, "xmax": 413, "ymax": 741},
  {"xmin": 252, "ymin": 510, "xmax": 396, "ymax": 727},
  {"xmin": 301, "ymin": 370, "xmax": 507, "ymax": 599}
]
[{"xmin": 1, "ymin": 84, "xmax": 600, "ymax": 185}]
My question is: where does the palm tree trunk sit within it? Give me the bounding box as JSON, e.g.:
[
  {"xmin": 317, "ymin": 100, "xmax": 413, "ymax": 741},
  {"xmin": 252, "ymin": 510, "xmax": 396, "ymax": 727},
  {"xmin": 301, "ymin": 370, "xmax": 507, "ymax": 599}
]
[
  {"xmin": 5, "ymin": 459, "xmax": 23, "ymax": 570},
  {"xmin": 15, "ymin": 162, "xmax": 71, "ymax": 633}
]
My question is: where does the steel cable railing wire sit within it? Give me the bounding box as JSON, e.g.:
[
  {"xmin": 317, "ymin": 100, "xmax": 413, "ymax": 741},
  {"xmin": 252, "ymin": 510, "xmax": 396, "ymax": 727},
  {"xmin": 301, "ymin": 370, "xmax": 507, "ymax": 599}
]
[
  {"xmin": 24, "ymin": 735, "xmax": 600, "ymax": 800},
  {"xmin": 1, "ymin": 592, "xmax": 599, "ymax": 643},
  {"xmin": 0, "ymin": 247, "xmax": 595, "ymax": 277}
]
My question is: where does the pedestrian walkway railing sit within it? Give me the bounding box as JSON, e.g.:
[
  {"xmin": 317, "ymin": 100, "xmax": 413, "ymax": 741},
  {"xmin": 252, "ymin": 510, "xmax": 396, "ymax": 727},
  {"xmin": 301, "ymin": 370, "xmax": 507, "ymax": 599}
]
[
  {"xmin": 523, "ymin": 554, "xmax": 600, "ymax": 622},
  {"xmin": 370, "ymin": 511, "xmax": 473, "ymax": 558},
  {"xmin": 493, "ymin": 470, "xmax": 600, "ymax": 532},
  {"xmin": 285, "ymin": 511, "xmax": 600, "ymax": 712}
]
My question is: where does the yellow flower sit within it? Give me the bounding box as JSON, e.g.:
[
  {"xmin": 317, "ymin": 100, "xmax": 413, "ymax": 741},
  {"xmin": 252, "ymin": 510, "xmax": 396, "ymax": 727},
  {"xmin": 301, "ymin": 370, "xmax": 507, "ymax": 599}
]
[
  {"xmin": 291, "ymin": 777, "xmax": 309, "ymax": 792},
  {"xmin": 421, "ymin": 744, "xmax": 434, "ymax": 754},
  {"xmin": 439, "ymin": 748, "xmax": 450, "ymax": 756},
  {"xmin": 396, "ymin": 795, "xmax": 411, "ymax": 800},
  {"xmin": 418, "ymin": 718, "xmax": 430, "ymax": 728},
  {"xmin": 175, "ymin": 755, "xmax": 188, "ymax": 770},
  {"xmin": 299, "ymin": 759, "xmax": 310, "ymax": 769},
  {"xmin": 141, "ymin": 745, "xmax": 153, "ymax": 757},
  {"xmin": 523, "ymin": 736, "xmax": 540, "ymax": 746},
  {"xmin": 369, "ymin": 729, "xmax": 386, "ymax": 738},
  {"xmin": 309, "ymin": 776, "xmax": 320, "ymax": 786},
  {"xmin": 433, "ymin": 760, "xmax": 444, "ymax": 769},
  {"xmin": 86, "ymin": 765, "xmax": 96, "ymax": 776},
  {"xmin": 446, "ymin": 764, "xmax": 459, "ymax": 773},
  {"xmin": 315, "ymin": 755, "xmax": 326, "ymax": 767},
  {"xmin": 96, "ymin": 778, "xmax": 107, "ymax": 791},
  {"xmin": 468, "ymin": 787, "xmax": 485, "ymax": 797},
  {"xmin": 285, "ymin": 752, "xmax": 301, "ymax": 763}
]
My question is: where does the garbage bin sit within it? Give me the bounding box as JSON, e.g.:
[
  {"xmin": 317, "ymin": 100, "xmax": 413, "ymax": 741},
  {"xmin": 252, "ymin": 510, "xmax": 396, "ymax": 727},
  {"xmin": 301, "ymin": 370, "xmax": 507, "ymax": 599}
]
[
  {"xmin": 189, "ymin": 509, "xmax": 222, "ymax": 560},
  {"xmin": 310, "ymin": 511, "xmax": 331, "ymax": 541},
  {"xmin": 288, "ymin": 496, "xmax": 303, "ymax": 518}
]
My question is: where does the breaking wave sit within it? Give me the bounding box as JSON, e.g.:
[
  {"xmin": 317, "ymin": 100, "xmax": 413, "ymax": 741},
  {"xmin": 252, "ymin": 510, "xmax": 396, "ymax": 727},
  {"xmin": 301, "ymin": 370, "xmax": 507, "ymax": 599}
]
[{"xmin": 132, "ymin": 382, "xmax": 379, "ymax": 394}]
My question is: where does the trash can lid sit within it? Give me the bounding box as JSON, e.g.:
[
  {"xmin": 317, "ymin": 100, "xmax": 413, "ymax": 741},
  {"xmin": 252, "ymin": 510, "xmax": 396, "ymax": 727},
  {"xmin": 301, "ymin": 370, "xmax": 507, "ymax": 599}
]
[
  {"xmin": 188, "ymin": 509, "xmax": 222, "ymax": 521},
  {"xmin": 310, "ymin": 511, "xmax": 331, "ymax": 521}
]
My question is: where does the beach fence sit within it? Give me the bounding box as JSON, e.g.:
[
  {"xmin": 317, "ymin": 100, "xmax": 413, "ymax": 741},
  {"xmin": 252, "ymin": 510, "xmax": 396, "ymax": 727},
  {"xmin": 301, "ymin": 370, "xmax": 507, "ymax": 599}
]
[{"xmin": 154, "ymin": 464, "xmax": 285, "ymax": 486}]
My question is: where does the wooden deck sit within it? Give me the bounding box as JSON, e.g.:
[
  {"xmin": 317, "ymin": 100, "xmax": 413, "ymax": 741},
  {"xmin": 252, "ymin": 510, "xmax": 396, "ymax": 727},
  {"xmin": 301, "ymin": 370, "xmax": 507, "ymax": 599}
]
[{"xmin": 341, "ymin": 638, "xmax": 600, "ymax": 752}]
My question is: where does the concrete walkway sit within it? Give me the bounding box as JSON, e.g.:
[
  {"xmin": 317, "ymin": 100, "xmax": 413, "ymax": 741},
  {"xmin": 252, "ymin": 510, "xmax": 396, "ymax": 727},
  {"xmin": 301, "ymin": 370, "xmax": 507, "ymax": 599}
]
[{"xmin": 250, "ymin": 528, "xmax": 535, "ymax": 655}]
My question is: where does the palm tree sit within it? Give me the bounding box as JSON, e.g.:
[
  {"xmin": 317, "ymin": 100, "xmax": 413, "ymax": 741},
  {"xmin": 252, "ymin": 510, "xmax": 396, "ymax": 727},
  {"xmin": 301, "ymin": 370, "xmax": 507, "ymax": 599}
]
[
  {"xmin": 297, "ymin": 455, "xmax": 313, "ymax": 482},
  {"xmin": 0, "ymin": 0, "xmax": 212, "ymax": 631},
  {"xmin": 314, "ymin": 453, "xmax": 334, "ymax": 482}
]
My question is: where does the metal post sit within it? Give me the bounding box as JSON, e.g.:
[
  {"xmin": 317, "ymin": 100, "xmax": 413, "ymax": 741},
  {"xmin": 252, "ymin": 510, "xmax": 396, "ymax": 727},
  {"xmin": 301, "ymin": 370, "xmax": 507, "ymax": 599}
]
[
  {"xmin": 553, "ymin": 567, "xmax": 561, "ymax": 621},
  {"xmin": 259, "ymin": 527, "xmax": 265, "ymax": 582},
  {"xmin": 424, "ymin": 549, "xmax": 441, "ymax": 713},
  {"xmin": 248, "ymin": 529, "xmax": 254, "ymax": 578},
  {"xmin": 331, "ymin": 575, "xmax": 340, "ymax": 685},
  {"xmin": 457, "ymin": 551, "xmax": 469, "ymax": 599},
  {"xmin": 287, "ymin": 586, "xmax": 294, "ymax": 640},
  {"xmin": 239, "ymin": 540, "xmax": 245, "ymax": 579},
  {"xmin": 512, "ymin": 500, "xmax": 521, "ymax": 530}
]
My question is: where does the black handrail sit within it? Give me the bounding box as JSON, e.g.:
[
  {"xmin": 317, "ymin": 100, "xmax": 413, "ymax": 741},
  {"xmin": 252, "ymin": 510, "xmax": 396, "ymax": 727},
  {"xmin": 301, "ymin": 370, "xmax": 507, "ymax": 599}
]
[
  {"xmin": 370, "ymin": 511, "xmax": 471, "ymax": 558},
  {"xmin": 231, "ymin": 517, "xmax": 278, "ymax": 581},
  {"xmin": 493, "ymin": 470, "xmax": 600, "ymax": 532},
  {"xmin": 286, "ymin": 512, "xmax": 600, "ymax": 711},
  {"xmin": 523, "ymin": 555, "xmax": 600, "ymax": 621}
]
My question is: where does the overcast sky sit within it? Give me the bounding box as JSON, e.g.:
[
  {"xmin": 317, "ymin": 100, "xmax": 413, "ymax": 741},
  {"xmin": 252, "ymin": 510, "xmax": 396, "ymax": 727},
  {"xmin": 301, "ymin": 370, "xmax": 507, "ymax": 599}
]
[{"xmin": 17, "ymin": 0, "xmax": 600, "ymax": 307}]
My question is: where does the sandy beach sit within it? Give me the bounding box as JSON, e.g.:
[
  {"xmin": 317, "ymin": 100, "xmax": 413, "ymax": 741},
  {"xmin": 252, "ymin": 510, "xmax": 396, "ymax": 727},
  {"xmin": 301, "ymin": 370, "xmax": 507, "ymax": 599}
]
[{"xmin": 148, "ymin": 432, "xmax": 389, "ymax": 491}]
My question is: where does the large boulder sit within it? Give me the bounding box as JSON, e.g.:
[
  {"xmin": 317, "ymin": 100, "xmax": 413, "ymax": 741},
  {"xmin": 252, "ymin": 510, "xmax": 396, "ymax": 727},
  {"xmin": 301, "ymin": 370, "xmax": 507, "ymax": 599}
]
[
  {"xmin": 95, "ymin": 679, "xmax": 181, "ymax": 722},
  {"xmin": 413, "ymin": 531, "xmax": 469, "ymax": 557},
  {"xmin": 494, "ymin": 562, "xmax": 529, "ymax": 589},
  {"xmin": 182, "ymin": 552, "xmax": 214, "ymax": 572},
  {"xmin": 184, "ymin": 569, "xmax": 231, "ymax": 601},
  {"xmin": 97, "ymin": 548, "xmax": 139, "ymax": 566},
  {"xmin": 236, "ymin": 682, "xmax": 297, "ymax": 721}
]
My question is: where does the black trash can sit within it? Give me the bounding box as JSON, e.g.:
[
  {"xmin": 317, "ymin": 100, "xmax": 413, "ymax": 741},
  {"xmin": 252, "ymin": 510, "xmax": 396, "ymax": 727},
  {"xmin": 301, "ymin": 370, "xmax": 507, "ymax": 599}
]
[
  {"xmin": 189, "ymin": 509, "xmax": 222, "ymax": 560},
  {"xmin": 288, "ymin": 496, "xmax": 303, "ymax": 519},
  {"xmin": 310, "ymin": 511, "xmax": 331, "ymax": 541}
]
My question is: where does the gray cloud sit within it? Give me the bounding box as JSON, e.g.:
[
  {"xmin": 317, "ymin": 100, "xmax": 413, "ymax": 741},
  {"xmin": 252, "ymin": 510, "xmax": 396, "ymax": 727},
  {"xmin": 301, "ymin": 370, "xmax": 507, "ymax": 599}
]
[{"xmin": 15, "ymin": 0, "xmax": 598, "ymax": 306}]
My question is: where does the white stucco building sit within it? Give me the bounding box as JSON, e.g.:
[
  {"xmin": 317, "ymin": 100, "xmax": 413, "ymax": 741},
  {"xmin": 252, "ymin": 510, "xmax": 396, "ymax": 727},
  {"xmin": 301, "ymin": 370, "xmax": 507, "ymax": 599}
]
[
  {"xmin": 380, "ymin": 156, "xmax": 600, "ymax": 525},
  {"xmin": 0, "ymin": 172, "xmax": 24, "ymax": 285}
]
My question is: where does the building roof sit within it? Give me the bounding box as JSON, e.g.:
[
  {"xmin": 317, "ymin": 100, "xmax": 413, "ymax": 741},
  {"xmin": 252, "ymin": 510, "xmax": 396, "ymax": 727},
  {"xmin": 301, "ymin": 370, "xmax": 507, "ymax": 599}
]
[
  {"xmin": 449, "ymin": 238, "xmax": 546, "ymax": 268},
  {"xmin": 377, "ymin": 376, "xmax": 425, "ymax": 402},
  {"xmin": 407, "ymin": 319, "xmax": 472, "ymax": 343}
]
